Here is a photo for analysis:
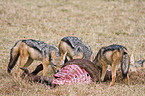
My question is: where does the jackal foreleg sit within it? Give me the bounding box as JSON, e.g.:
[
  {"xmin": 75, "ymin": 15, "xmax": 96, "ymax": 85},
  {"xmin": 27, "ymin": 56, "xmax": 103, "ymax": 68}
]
[{"xmin": 42, "ymin": 58, "xmax": 49, "ymax": 76}]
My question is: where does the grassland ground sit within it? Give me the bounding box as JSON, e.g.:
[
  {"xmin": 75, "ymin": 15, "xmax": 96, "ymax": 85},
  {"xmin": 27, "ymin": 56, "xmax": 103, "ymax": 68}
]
[{"xmin": 0, "ymin": 0, "xmax": 145, "ymax": 95}]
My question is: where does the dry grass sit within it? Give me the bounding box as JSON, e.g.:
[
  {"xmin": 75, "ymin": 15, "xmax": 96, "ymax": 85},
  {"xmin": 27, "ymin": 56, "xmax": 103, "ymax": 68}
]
[{"xmin": 0, "ymin": 0, "xmax": 145, "ymax": 95}]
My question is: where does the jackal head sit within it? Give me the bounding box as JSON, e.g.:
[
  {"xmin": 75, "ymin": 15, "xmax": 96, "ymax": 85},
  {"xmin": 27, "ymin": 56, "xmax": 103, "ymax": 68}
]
[{"xmin": 50, "ymin": 51, "xmax": 67, "ymax": 73}]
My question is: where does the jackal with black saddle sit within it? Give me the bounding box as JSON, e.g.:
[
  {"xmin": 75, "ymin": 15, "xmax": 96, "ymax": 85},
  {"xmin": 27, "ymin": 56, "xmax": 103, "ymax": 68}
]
[
  {"xmin": 93, "ymin": 44, "xmax": 130, "ymax": 86},
  {"xmin": 7, "ymin": 39, "xmax": 66, "ymax": 78},
  {"xmin": 59, "ymin": 36, "xmax": 92, "ymax": 62}
]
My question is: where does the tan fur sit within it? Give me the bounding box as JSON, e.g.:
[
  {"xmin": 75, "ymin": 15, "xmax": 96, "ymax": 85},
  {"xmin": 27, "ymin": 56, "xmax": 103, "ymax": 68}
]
[
  {"xmin": 130, "ymin": 54, "xmax": 145, "ymax": 71},
  {"xmin": 90, "ymin": 54, "xmax": 95, "ymax": 62},
  {"xmin": 143, "ymin": 62, "xmax": 145, "ymax": 68},
  {"xmin": 50, "ymin": 51, "xmax": 67, "ymax": 73},
  {"xmin": 13, "ymin": 42, "xmax": 65, "ymax": 78},
  {"xmin": 97, "ymin": 50, "xmax": 129, "ymax": 86},
  {"xmin": 59, "ymin": 41, "xmax": 84, "ymax": 60}
]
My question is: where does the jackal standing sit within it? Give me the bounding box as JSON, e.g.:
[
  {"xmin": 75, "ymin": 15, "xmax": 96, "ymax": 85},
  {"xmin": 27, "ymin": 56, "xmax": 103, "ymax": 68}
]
[
  {"xmin": 7, "ymin": 39, "xmax": 66, "ymax": 78},
  {"xmin": 58, "ymin": 36, "xmax": 92, "ymax": 62},
  {"xmin": 93, "ymin": 44, "xmax": 130, "ymax": 86}
]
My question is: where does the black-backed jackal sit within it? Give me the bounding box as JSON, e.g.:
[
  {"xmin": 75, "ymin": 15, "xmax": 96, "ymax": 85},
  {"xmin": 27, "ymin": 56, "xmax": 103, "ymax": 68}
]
[
  {"xmin": 7, "ymin": 39, "xmax": 66, "ymax": 78},
  {"xmin": 93, "ymin": 44, "xmax": 130, "ymax": 86},
  {"xmin": 58, "ymin": 36, "xmax": 92, "ymax": 62},
  {"xmin": 130, "ymin": 54, "xmax": 145, "ymax": 72},
  {"xmin": 135, "ymin": 59, "xmax": 145, "ymax": 69}
]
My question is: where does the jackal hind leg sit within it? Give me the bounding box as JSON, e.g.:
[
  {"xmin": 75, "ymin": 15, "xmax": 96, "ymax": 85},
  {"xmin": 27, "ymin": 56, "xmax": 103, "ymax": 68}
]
[
  {"xmin": 110, "ymin": 63, "xmax": 117, "ymax": 86},
  {"xmin": 99, "ymin": 58, "xmax": 108, "ymax": 81},
  {"xmin": 101, "ymin": 64, "xmax": 107, "ymax": 82},
  {"xmin": 110, "ymin": 50, "xmax": 122, "ymax": 86},
  {"xmin": 126, "ymin": 74, "xmax": 130, "ymax": 85},
  {"xmin": 17, "ymin": 54, "xmax": 29, "ymax": 79}
]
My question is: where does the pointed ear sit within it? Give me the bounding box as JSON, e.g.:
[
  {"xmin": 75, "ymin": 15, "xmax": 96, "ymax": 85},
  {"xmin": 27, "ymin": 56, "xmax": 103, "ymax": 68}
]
[
  {"xmin": 130, "ymin": 54, "xmax": 134, "ymax": 65},
  {"xmin": 90, "ymin": 54, "xmax": 95, "ymax": 62},
  {"xmin": 76, "ymin": 47, "xmax": 82, "ymax": 52},
  {"xmin": 62, "ymin": 52, "xmax": 67, "ymax": 61},
  {"xmin": 51, "ymin": 50, "xmax": 56, "ymax": 59}
]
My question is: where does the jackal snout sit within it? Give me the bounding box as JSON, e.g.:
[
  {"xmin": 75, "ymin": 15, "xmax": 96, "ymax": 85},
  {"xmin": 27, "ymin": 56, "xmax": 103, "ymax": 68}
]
[{"xmin": 50, "ymin": 51, "xmax": 67, "ymax": 73}]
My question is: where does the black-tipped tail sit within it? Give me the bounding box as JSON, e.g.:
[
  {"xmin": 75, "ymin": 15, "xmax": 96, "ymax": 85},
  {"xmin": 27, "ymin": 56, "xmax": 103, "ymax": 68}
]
[
  {"xmin": 121, "ymin": 52, "xmax": 130, "ymax": 78},
  {"xmin": 7, "ymin": 48, "xmax": 19, "ymax": 73}
]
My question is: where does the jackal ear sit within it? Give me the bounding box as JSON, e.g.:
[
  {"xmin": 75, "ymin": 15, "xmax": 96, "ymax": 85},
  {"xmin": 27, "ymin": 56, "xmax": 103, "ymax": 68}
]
[
  {"xmin": 77, "ymin": 47, "xmax": 82, "ymax": 52},
  {"xmin": 51, "ymin": 50, "xmax": 56, "ymax": 59},
  {"xmin": 90, "ymin": 54, "xmax": 95, "ymax": 62},
  {"xmin": 62, "ymin": 52, "xmax": 67, "ymax": 61},
  {"xmin": 130, "ymin": 54, "xmax": 134, "ymax": 65}
]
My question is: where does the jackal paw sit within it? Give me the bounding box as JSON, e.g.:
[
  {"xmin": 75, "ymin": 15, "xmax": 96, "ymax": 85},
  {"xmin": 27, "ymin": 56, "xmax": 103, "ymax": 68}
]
[
  {"xmin": 101, "ymin": 77, "xmax": 104, "ymax": 81},
  {"xmin": 109, "ymin": 82, "xmax": 114, "ymax": 86}
]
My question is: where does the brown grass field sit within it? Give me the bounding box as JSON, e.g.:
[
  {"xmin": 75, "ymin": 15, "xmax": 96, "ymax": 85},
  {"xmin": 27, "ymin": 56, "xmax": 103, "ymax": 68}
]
[{"xmin": 0, "ymin": 0, "xmax": 145, "ymax": 95}]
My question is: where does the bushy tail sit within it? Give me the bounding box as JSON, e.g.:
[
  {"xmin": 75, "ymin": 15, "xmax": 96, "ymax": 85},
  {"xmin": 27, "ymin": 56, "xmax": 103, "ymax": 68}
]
[
  {"xmin": 121, "ymin": 51, "xmax": 130, "ymax": 78},
  {"xmin": 7, "ymin": 41, "xmax": 21, "ymax": 73}
]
